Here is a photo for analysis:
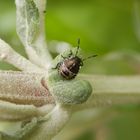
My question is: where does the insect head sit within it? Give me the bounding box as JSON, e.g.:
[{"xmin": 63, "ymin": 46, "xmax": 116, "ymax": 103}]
[{"xmin": 56, "ymin": 39, "xmax": 97, "ymax": 80}]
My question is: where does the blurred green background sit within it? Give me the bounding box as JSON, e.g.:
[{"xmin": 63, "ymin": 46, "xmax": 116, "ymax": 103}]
[{"xmin": 0, "ymin": 0, "xmax": 140, "ymax": 140}]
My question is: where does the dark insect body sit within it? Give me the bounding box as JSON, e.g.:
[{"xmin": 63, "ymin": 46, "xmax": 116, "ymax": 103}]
[
  {"xmin": 58, "ymin": 55, "xmax": 83, "ymax": 80},
  {"xmin": 56, "ymin": 39, "xmax": 97, "ymax": 80}
]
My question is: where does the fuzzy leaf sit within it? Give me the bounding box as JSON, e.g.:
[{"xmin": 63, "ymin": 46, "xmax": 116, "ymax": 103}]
[{"xmin": 16, "ymin": 0, "xmax": 39, "ymax": 46}]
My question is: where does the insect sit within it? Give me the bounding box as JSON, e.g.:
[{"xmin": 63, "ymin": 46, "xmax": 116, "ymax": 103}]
[
  {"xmin": 0, "ymin": 38, "xmax": 93, "ymax": 140},
  {"xmin": 0, "ymin": 0, "xmax": 93, "ymax": 139},
  {"xmin": 56, "ymin": 39, "xmax": 97, "ymax": 80}
]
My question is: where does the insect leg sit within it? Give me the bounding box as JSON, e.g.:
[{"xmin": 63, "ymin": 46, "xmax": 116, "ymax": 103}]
[{"xmin": 75, "ymin": 38, "xmax": 80, "ymax": 56}]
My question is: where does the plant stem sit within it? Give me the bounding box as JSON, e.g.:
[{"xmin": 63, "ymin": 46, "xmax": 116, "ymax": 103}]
[
  {"xmin": 33, "ymin": 0, "xmax": 53, "ymax": 65},
  {"xmin": 24, "ymin": 104, "xmax": 72, "ymax": 140},
  {"xmin": 0, "ymin": 71, "xmax": 139, "ymax": 109},
  {"xmin": 74, "ymin": 74, "xmax": 140, "ymax": 111},
  {"xmin": 15, "ymin": 0, "xmax": 52, "ymax": 70},
  {"xmin": 0, "ymin": 39, "xmax": 43, "ymax": 72}
]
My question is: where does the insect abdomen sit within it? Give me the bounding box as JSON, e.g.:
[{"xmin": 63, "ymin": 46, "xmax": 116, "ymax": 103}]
[
  {"xmin": 58, "ymin": 57, "xmax": 82, "ymax": 80},
  {"xmin": 58, "ymin": 64, "xmax": 76, "ymax": 80}
]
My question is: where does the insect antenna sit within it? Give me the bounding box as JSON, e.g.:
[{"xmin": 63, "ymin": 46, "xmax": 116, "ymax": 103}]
[
  {"xmin": 82, "ymin": 54, "xmax": 98, "ymax": 61},
  {"xmin": 61, "ymin": 55, "xmax": 66, "ymax": 59},
  {"xmin": 75, "ymin": 38, "xmax": 80, "ymax": 56}
]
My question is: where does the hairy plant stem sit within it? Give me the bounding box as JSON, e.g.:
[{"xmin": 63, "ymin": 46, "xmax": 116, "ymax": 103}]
[
  {"xmin": 74, "ymin": 74, "xmax": 140, "ymax": 111},
  {"xmin": 15, "ymin": 0, "xmax": 52, "ymax": 70},
  {"xmin": 0, "ymin": 71, "xmax": 139, "ymax": 111},
  {"xmin": 0, "ymin": 39, "xmax": 43, "ymax": 73},
  {"xmin": 23, "ymin": 104, "xmax": 72, "ymax": 140}
]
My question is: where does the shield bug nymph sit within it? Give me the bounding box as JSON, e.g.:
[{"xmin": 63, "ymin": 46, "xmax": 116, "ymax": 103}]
[{"xmin": 56, "ymin": 39, "xmax": 97, "ymax": 80}]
